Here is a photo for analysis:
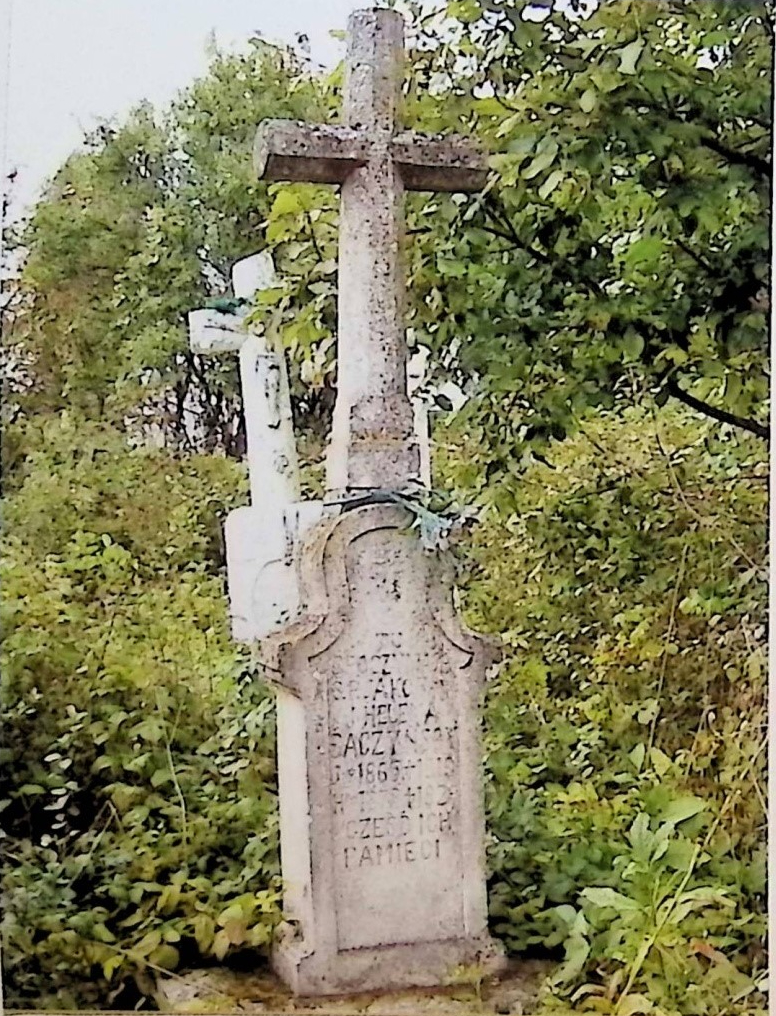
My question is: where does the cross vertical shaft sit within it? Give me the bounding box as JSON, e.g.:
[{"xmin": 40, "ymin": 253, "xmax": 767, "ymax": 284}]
[{"xmin": 331, "ymin": 9, "xmax": 416, "ymax": 490}]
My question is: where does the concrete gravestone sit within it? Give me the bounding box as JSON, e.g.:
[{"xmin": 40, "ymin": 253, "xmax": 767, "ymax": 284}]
[
  {"xmin": 188, "ymin": 254, "xmax": 324, "ymax": 642},
  {"xmin": 264, "ymin": 507, "xmax": 502, "ymax": 993},
  {"xmin": 251, "ymin": 6, "xmax": 504, "ymax": 995}
]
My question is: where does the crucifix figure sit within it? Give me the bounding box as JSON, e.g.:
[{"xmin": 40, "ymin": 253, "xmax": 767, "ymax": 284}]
[{"xmin": 255, "ymin": 7, "xmax": 486, "ymax": 493}]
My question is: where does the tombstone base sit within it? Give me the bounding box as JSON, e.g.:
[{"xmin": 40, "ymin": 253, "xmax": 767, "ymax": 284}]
[{"xmin": 272, "ymin": 924, "xmax": 506, "ymax": 996}]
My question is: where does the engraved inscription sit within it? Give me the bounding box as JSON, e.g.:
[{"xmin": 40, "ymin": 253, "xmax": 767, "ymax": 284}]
[{"xmin": 325, "ymin": 529, "xmax": 468, "ymax": 950}]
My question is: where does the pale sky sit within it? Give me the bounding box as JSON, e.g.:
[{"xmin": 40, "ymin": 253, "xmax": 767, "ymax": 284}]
[{"xmin": 1, "ymin": 0, "xmax": 362, "ymax": 217}]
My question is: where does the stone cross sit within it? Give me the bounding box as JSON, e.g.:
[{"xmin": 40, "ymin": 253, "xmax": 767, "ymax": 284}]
[
  {"xmin": 250, "ymin": 8, "xmax": 503, "ymax": 998},
  {"xmin": 255, "ymin": 7, "xmax": 486, "ymax": 493},
  {"xmin": 189, "ymin": 252, "xmax": 299, "ymax": 511},
  {"xmin": 188, "ymin": 254, "xmax": 324, "ymax": 642}
]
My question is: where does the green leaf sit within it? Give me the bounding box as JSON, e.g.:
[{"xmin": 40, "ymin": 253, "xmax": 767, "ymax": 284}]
[
  {"xmin": 217, "ymin": 902, "xmax": 245, "ymax": 927},
  {"xmin": 628, "ymin": 743, "xmax": 646, "ymax": 771},
  {"xmin": 617, "ymin": 995, "xmax": 654, "ymax": 1016},
  {"xmin": 91, "ymin": 923, "xmax": 117, "ymax": 943},
  {"xmin": 579, "ymin": 88, "xmax": 597, "ymax": 113},
  {"xmin": 447, "ymin": 0, "xmax": 480, "ymax": 23},
  {"xmin": 650, "ymin": 746, "xmax": 673, "ymax": 777},
  {"xmin": 655, "ymin": 344, "xmax": 689, "ymax": 366},
  {"xmin": 618, "ymin": 39, "xmax": 645, "ymax": 75},
  {"xmin": 661, "ymin": 795, "xmax": 706, "ymax": 825},
  {"xmin": 523, "ymin": 140, "xmax": 559, "ymax": 180},
  {"xmin": 622, "ymin": 328, "xmax": 644, "ymax": 360},
  {"xmin": 551, "ymin": 932, "xmax": 590, "ymax": 985},
  {"xmin": 149, "ymin": 944, "xmax": 179, "ymax": 971},
  {"xmin": 506, "ymin": 134, "xmax": 537, "ymax": 157},
  {"xmin": 150, "ymin": 768, "xmax": 171, "ymax": 788},
  {"xmin": 193, "ymin": 914, "xmax": 215, "ymax": 953},
  {"xmin": 271, "ymin": 189, "xmax": 303, "ymax": 216},
  {"xmin": 628, "ymin": 812, "xmax": 653, "ymax": 856},
  {"xmin": 212, "ymin": 929, "xmax": 231, "ymax": 961},
  {"xmin": 538, "ymin": 170, "xmax": 564, "ymax": 200},
  {"xmin": 255, "ymin": 287, "xmax": 284, "ymax": 306},
  {"xmin": 102, "ymin": 954, "xmax": 123, "ymax": 980},
  {"xmin": 626, "ymin": 235, "xmax": 664, "ymax": 266},
  {"xmin": 581, "ymin": 888, "xmax": 641, "ymax": 913}
]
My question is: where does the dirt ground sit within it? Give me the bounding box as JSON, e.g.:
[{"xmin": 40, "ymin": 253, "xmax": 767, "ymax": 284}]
[{"xmin": 152, "ymin": 958, "xmax": 556, "ymax": 1015}]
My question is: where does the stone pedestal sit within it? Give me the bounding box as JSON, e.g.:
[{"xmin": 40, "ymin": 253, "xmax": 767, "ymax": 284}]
[{"xmin": 263, "ymin": 504, "xmax": 504, "ymax": 995}]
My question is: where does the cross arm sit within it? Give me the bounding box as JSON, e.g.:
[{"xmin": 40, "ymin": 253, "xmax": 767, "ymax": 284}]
[
  {"xmin": 254, "ymin": 120, "xmax": 370, "ymax": 184},
  {"xmin": 392, "ymin": 131, "xmax": 488, "ymax": 192},
  {"xmin": 188, "ymin": 308, "xmax": 248, "ymax": 354}
]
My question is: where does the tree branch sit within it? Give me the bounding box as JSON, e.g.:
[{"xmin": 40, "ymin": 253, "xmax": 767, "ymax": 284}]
[
  {"xmin": 483, "ymin": 194, "xmax": 605, "ymax": 298},
  {"xmin": 480, "ymin": 197, "xmax": 768, "ymax": 444},
  {"xmin": 626, "ymin": 92, "xmax": 771, "ymax": 179},
  {"xmin": 304, "ymin": 210, "xmax": 324, "ymax": 262},
  {"xmin": 666, "ymin": 376, "xmax": 769, "ymax": 441},
  {"xmin": 700, "ymin": 133, "xmax": 771, "ymax": 179},
  {"xmin": 674, "ymin": 237, "xmax": 714, "ymax": 274}
]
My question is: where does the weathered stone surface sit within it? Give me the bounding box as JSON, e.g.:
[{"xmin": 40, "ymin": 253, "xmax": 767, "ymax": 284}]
[
  {"xmin": 244, "ymin": 7, "xmax": 500, "ymax": 999},
  {"xmin": 255, "ymin": 8, "xmax": 486, "ymax": 493},
  {"xmin": 392, "ymin": 131, "xmax": 488, "ymax": 192},
  {"xmin": 225, "ymin": 502, "xmax": 324, "ymax": 642},
  {"xmin": 188, "ymin": 282, "xmax": 433, "ymax": 644},
  {"xmin": 262, "ymin": 504, "xmax": 503, "ymax": 994},
  {"xmin": 408, "ymin": 349, "xmax": 431, "ymax": 487},
  {"xmin": 254, "ymin": 122, "xmax": 371, "ymax": 184},
  {"xmin": 189, "ymin": 307, "xmax": 246, "ymax": 353},
  {"xmin": 254, "ymin": 122, "xmax": 487, "ymax": 192},
  {"xmin": 188, "ymin": 252, "xmax": 315, "ymax": 643},
  {"xmin": 188, "ymin": 308, "xmax": 307, "ymax": 642},
  {"xmin": 187, "ymin": 311, "xmax": 298, "ymax": 512},
  {"xmin": 232, "ymin": 250, "xmax": 278, "ymax": 299},
  {"xmin": 194, "ymin": 15, "xmax": 500, "ymax": 1000}
]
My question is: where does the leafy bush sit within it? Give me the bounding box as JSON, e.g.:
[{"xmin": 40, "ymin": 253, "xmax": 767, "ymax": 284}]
[
  {"xmin": 3, "ymin": 405, "xmax": 764, "ymax": 1014},
  {"xmin": 1, "ymin": 425, "xmax": 282, "ymax": 1007},
  {"xmin": 447, "ymin": 406, "xmax": 767, "ymax": 1013}
]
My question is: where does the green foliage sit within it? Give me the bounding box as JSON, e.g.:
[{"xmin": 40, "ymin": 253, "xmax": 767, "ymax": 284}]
[
  {"xmin": 2, "ymin": 40, "xmax": 331, "ymax": 459},
  {"xmin": 6, "ymin": 1, "xmax": 768, "ymax": 482},
  {"xmin": 251, "ymin": 0, "xmax": 771, "ymax": 482},
  {"xmin": 444, "ymin": 405, "xmax": 766, "ymax": 1014},
  {"xmin": 1, "ymin": 426, "xmax": 282, "ymax": 1007},
  {"xmin": 408, "ymin": 0, "xmax": 771, "ymax": 464},
  {"xmin": 0, "ymin": 2, "xmax": 768, "ymax": 1012}
]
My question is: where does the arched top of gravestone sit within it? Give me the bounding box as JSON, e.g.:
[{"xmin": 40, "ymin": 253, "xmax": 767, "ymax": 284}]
[{"xmin": 261, "ymin": 504, "xmax": 500, "ymax": 697}]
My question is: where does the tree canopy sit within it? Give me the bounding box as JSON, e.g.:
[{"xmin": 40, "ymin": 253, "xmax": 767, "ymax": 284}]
[{"xmin": 4, "ymin": 0, "xmax": 770, "ymax": 491}]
